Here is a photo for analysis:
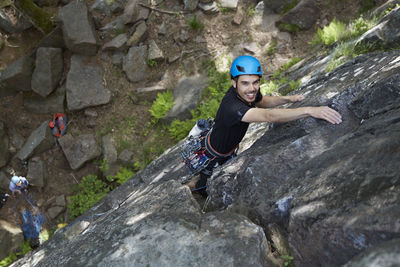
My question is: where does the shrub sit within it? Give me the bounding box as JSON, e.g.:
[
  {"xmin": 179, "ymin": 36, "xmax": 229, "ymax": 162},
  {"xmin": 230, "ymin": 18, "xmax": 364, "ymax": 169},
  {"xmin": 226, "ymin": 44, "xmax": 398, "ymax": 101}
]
[
  {"xmin": 147, "ymin": 59, "xmax": 157, "ymax": 67},
  {"xmin": 311, "ymin": 18, "xmax": 350, "ymax": 46},
  {"xmin": 260, "ymin": 81, "xmax": 279, "ymax": 95},
  {"xmin": 107, "ymin": 166, "xmax": 134, "ymax": 185},
  {"xmin": 149, "ymin": 90, "xmax": 174, "ymax": 122},
  {"xmin": 188, "ymin": 16, "xmax": 204, "ymax": 31},
  {"xmin": 267, "ymin": 39, "xmax": 277, "ymax": 56},
  {"xmin": 67, "ymin": 175, "xmax": 109, "ymax": 219}
]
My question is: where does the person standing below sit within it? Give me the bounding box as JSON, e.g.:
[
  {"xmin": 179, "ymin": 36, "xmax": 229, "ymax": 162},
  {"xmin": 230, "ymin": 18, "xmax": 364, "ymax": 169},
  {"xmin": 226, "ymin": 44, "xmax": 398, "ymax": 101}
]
[
  {"xmin": 9, "ymin": 176, "xmax": 29, "ymax": 197},
  {"xmin": 187, "ymin": 55, "xmax": 342, "ymax": 194}
]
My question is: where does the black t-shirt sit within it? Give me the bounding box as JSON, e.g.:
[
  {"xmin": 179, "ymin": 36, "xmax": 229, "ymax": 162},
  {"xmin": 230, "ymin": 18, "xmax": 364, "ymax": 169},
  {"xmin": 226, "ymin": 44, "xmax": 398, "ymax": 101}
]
[{"xmin": 210, "ymin": 86, "xmax": 262, "ymax": 154}]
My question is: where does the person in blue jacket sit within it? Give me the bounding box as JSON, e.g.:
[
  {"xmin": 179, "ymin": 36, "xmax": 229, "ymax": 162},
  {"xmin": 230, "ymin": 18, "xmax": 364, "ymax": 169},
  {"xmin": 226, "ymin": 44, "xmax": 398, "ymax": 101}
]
[{"xmin": 9, "ymin": 176, "xmax": 29, "ymax": 197}]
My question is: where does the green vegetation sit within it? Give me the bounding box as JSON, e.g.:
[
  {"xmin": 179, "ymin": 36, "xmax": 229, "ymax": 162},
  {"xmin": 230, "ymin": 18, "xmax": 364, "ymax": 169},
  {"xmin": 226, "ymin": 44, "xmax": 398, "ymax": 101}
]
[
  {"xmin": 247, "ymin": 4, "xmax": 256, "ymax": 16},
  {"xmin": 0, "ymin": 241, "xmax": 32, "ymax": 267},
  {"xmin": 147, "ymin": 59, "xmax": 157, "ymax": 67},
  {"xmin": 311, "ymin": 16, "xmax": 378, "ymax": 47},
  {"xmin": 277, "ymin": 23, "xmax": 302, "ymax": 33},
  {"xmin": 266, "ymin": 39, "xmax": 277, "ymax": 56},
  {"xmin": 13, "ymin": 0, "xmax": 54, "ymax": 34},
  {"xmin": 168, "ymin": 61, "xmax": 231, "ymax": 140},
  {"xmin": 281, "ymin": 0, "xmax": 299, "ymax": 15},
  {"xmin": 67, "ymin": 174, "xmax": 109, "ymax": 219},
  {"xmin": 188, "ymin": 15, "xmax": 204, "ymax": 31},
  {"xmin": 149, "ymin": 90, "xmax": 174, "ymax": 122},
  {"xmin": 260, "ymin": 80, "xmax": 279, "ymax": 95},
  {"xmin": 281, "ymin": 254, "xmax": 294, "ymax": 267}
]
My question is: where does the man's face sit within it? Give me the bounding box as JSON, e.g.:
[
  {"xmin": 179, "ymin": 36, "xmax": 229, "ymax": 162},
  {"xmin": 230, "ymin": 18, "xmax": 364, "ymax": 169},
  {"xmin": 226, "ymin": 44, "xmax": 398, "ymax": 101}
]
[
  {"xmin": 16, "ymin": 181, "xmax": 22, "ymax": 186},
  {"xmin": 232, "ymin": 75, "xmax": 260, "ymax": 104}
]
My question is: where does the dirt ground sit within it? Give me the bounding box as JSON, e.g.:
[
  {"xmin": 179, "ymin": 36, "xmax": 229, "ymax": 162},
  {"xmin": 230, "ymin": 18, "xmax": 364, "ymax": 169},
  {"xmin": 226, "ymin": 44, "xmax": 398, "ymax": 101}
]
[{"xmin": 0, "ymin": 0, "xmax": 368, "ymax": 242}]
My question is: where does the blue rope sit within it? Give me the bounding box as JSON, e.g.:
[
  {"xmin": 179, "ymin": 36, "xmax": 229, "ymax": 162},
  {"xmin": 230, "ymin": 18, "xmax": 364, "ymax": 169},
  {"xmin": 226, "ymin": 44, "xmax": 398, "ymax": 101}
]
[{"xmin": 191, "ymin": 185, "xmax": 206, "ymax": 192}]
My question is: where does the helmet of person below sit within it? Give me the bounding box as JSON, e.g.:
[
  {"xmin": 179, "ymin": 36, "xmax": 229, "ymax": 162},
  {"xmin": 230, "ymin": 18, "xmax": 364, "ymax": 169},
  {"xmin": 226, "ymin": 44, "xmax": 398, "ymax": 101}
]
[
  {"xmin": 230, "ymin": 55, "xmax": 263, "ymax": 78},
  {"xmin": 11, "ymin": 176, "xmax": 20, "ymax": 184}
]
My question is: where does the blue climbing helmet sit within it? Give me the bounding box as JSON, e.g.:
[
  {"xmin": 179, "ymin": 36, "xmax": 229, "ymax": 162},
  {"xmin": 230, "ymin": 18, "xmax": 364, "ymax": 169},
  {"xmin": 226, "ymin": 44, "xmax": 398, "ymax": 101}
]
[
  {"xmin": 11, "ymin": 176, "xmax": 20, "ymax": 184},
  {"xmin": 230, "ymin": 55, "xmax": 263, "ymax": 78}
]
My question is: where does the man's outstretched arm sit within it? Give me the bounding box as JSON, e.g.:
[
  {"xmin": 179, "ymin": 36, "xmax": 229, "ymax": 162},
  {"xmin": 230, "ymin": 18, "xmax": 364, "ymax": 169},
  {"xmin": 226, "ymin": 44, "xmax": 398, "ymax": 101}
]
[
  {"xmin": 256, "ymin": 95, "xmax": 305, "ymax": 108},
  {"xmin": 242, "ymin": 106, "xmax": 342, "ymax": 124}
]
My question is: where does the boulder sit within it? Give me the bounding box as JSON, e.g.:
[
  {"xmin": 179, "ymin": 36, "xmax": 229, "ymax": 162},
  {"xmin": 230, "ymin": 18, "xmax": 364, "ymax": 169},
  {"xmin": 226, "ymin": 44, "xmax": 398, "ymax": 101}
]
[
  {"xmin": 66, "ymin": 55, "xmax": 111, "ymax": 111},
  {"xmin": 16, "ymin": 121, "xmax": 54, "ymax": 161},
  {"xmin": 183, "ymin": 0, "xmax": 199, "ymax": 11},
  {"xmin": 219, "ymin": 0, "xmax": 238, "ymax": 9},
  {"xmin": 118, "ymin": 149, "xmax": 133, "ymax": 164},
  {"xmin": 24, "ymin": 86, "xmax": 65, "ymax": 114},
  {"xmin": 123, "ymin": 45, "xmax": 149, "ymax": 82},
  {"xmin": 102, "ymin": 135, "xmax": 118, "ymax": 165},
  {"xmin": 0, "ymin": 220, "xmax": 24, "ymax": 260},
  {"xmin": 147, "ymin": 39, "xmax": 164, "ymax": 62},
  {"xmin": 162, "ymin": 74, "xmax": 209, "ymax": 124},
  {"xmin": 57, "ymin": 1, "xmax": 99, "ymax": 56},
  {"xmin": 91, "ymin": 0, "xmax": 124, "ymax": 17},
  {"xmin": 276, "ymin": 0, "xmax": 320, "ymax": 31},
  {"xmin": 32, "ymin": 47, "xmax": 63, "ymax": 97},
  {"xmin": 122, "ymin": 0, "xmax": 149, "ymax": 23},
  {"xmin": 0, "ymin": 8, "xmax": 32, "ymax": 34},
  {"xmin": 58, "ymin": 134, "xmax": 101, "ymax": 170},
  {"xmin": 126, "ymin": 21, "xmax": 147, "ymax": 46},
  {"xmin": 0, "ymin": 121, "xmax": 9, "ymax": 168},
  {"xmin": 263, "ymin": 0, "xmax": 297, "ymax": 13},
  {"xmin": 0, "ymin": 55, "xmax": 34, "ymax": 96},
  {"xmin": 356, "ymin": 6, "xmax": 400, "ymax": 51},
  {"xmin": 8, "ymin": 127, "xmax": 25, "ymax": 154},
  {"xmin": 27, "ymin": 157, "xmax": 47, "ymax": 188},
  {"xmin": 0, "ymin": 171, "xmax": 10, "ymax": 192},
  {"xmin": 36, "ymin": 26, "xmax": 66, "ymax": 49},
  {"xmin": 102, "ymin": 33, "xmax": 128, "ymax": 51}
]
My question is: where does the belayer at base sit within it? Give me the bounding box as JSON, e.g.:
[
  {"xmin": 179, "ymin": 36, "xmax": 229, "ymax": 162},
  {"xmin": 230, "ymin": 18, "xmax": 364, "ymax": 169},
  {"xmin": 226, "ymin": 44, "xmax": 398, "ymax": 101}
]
[{"xmin": 184, "ymin": 55, "xmax": 342, "ymax": 195}]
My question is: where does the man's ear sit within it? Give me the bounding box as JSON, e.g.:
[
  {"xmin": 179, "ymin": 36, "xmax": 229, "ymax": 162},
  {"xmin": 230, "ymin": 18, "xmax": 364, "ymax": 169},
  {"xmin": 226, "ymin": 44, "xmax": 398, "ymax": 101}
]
[{"xmin": 231, "ymin": 79, "xmax": 236, "ymax": 88}]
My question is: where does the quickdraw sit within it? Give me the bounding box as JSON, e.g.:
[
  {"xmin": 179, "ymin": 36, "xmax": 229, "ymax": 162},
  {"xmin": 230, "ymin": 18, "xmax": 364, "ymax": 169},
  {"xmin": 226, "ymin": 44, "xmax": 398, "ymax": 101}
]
[{"xmin": 181, "ymin": 134, "xmax": 215, "ymax": 175}]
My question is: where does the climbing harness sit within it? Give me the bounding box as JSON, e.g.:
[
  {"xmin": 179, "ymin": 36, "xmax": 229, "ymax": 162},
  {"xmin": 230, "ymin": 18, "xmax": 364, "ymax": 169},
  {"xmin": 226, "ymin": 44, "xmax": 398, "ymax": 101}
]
[
  {"xmin": 181, "ymin": 118, "xmax": 238, "ymax": 176},
  {"xmin": 181, "ymin": 119, "xmax": 214, "ymax": 175}
]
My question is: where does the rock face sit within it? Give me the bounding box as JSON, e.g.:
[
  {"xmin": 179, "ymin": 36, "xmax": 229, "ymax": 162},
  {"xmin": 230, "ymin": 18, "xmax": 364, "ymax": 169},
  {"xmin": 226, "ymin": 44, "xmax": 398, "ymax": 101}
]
[
  {"xmin": 207, "ymin": 50, "xmax": 400, "ymax": 266},
  {"xmin": 57, "ymin": 1, "xmax": 99, "ymax": 55},
  {"xmin": 66, "ymin": 55, "xmax": 111, "ymax": 111},
  {"xmin": 14, "ymin": 180, "xmax": 272, "ymax": 266}
]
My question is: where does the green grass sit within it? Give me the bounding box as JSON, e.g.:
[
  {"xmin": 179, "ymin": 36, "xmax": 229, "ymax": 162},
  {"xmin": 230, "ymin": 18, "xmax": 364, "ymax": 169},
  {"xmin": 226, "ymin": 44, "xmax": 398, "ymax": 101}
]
[
  {"xmin": 277, "ymin": 23, "xmax": 302, "ymax": 33},
  {"xmin": 188, "ymin": 16, "xmax": 204, "ymax": 31},
  {"xmin": 67, "ymin": 174, "xmax": 109, "ymax": 219},
  {"xmin": 267, "ymin": 39, "xmax": 277, "ymax": 56},
  {"xmin": 281, "ymin": 0, "xmax": 299, "ymax": 15},
  {"xmin": 149, "ymin": 90, "xmax": 174, "ymax": 122},
  {"xmin": 311, "ymin": 16, "xmax": 378, "ymax": 47}
]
